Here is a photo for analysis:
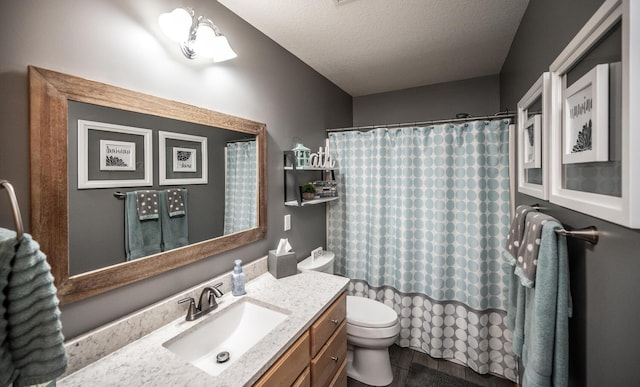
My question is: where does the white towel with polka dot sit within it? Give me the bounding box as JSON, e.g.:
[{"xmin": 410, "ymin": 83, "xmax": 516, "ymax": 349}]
[{"xmin": 514, "ymin": 212, "xmax": 559, "ymax": 288}]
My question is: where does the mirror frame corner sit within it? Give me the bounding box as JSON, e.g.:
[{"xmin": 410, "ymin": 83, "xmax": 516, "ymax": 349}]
[{"xmin": 28, "ymin": 65, "xmax": 267, "ymax": 305}]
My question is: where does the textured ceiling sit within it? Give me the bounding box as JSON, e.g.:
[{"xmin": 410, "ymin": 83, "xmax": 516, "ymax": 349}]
[{"xmin": 218, "ymin": 0, "xmax": 529, "ymax": 97}]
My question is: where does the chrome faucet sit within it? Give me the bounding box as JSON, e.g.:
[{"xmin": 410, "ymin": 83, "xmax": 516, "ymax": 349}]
[{"xmin": 178, "ymin": 282, "xmax": 224, "ymax": 321}]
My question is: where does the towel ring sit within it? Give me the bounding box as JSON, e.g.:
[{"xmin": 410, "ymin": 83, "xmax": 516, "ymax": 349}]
[{"xmin": 0, "ymin": 180, "xmax": 24, "ymax": 240}]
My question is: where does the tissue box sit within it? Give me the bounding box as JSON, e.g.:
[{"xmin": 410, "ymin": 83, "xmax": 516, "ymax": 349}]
[{"xmin": 268, "ymin": 250, "xmax": 297, "ymax": 279}]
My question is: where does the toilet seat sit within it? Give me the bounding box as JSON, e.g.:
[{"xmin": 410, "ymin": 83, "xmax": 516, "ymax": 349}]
[
  {"xmin": 347, "ymin": 321, "xmax": 401, "ymax": 339},
  {"xmin": 347, "ymin": 296, "xmax": 399, "ymax": 329}
]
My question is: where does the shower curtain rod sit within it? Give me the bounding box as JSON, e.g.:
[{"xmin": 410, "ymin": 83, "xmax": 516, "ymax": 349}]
[
  {"xmin": 326, "ymin": 112, "xmax": 516, "ymax": 133},
  {"xmin": 226, "ymin": 138, "xmax": 256, "ymax": 144}
]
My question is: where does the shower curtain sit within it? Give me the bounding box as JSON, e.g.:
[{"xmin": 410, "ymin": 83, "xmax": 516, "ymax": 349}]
[
  {"xmin": 223, "ymin": 140, "xmax": 257, "ymax": 235},
  {"xmin": 327, "ymin": 119, "xmax": 517, "ymax": 382}
]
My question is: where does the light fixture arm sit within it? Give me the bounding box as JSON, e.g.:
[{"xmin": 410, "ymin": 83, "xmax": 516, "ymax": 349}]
[{"xmin": 179, "ymin": 10, "xmax": 200, "ymax": 59}]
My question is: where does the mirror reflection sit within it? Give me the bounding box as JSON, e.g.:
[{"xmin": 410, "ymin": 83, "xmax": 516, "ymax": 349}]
[{"xmin": 67, "ymin": 101, "xmax": 258, "ymax": 275}]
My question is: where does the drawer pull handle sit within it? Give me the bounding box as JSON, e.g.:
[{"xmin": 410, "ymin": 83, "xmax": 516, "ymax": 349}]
[
  {"xmin": 331, "ymin": 356, "xmax": 340, "ymax": 362},
  {"xmin": 330, "ymin": 319, "xmax": 339, "ymax": 324}
]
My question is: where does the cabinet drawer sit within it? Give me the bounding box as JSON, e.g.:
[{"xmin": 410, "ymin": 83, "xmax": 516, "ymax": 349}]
[
  {"xmin": 293, "ymin": 367, "xmax": 311, "ymax": 387},
  {"xmin": 254, "ymin": 331, "xmax": 310, "ymax": 387},
  {"xmin": 310, "ymin": 292, "xmax": 346, "ymax": 357},
  {"xmin": 311, "ymin": 321, "xmax": 347, "ymax": 387},
  {"xmin": 328, "ymin": 359, "xmax": 347, "ymax": 387}
]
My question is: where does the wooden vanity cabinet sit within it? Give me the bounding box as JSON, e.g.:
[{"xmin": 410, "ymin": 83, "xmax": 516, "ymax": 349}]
[
  {"xmin": 253, "ymin": 332, "xmax": 310, "ymax": 387},
  {"xmin": 254, "ymin": 292, "xmax": 347, "ymax": 387},
  {"xmin": 310, "ymin": 292, "xmax": 347, "ymax": 357},
  {"xmin": 293, "ymin": 367, "xmax": 311, "ymax": 387},
  {"xmin": 310, "ymin": 321, "xmax": 346, "ymax": 387}
]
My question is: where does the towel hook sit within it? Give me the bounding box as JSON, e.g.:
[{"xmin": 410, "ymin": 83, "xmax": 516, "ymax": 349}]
[{"xmin": 0, "ymin": 180, "xmax": 24, "ymax": 240}]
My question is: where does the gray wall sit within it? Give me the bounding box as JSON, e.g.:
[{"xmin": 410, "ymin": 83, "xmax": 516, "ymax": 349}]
[
  {"xmin": 500, "ymin": 1, "xmax": 640, "ymax": 386},
  {"xmin": 352, "ymin": 75, "xmax": 500, "ymax": 127},
  {"xmin": 0, "ymin": 0, "xmax": 351, "ymax": 339}
]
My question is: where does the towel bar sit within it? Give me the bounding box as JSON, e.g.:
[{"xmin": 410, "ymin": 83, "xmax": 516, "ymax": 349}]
[
  {"xmin": 114, "ymin": 188, "xmax": 187, "ymax": 199},
  {"xmin": 555, "ymin": 226, "xmax": 599, "ymax": 245},
  {"xmin": 531, "ymin": 204, "xmax": 599, "ymax": 245},
  {"xmin": 0, "ymin": 179, "xmax": 24, "ymax": 240}
]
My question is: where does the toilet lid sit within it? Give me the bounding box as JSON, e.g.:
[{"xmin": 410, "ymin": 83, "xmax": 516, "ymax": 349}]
[
  {"xmin": 297, "ymin": 251, "xmax": 335, "ymax": 271},
  {"xmin": 346, "ymin": 296, "xmax": 399, "ymax": 328}
]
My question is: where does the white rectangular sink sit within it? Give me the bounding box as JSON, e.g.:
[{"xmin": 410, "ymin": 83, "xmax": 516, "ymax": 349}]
[{"xmin": 163, "ymin": 298, "xmax": 290, "ymax": 376}]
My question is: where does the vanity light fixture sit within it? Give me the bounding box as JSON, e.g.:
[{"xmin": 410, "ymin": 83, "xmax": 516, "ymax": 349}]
[{"xmin": 159, "ymin": 7, "xmax": 237, "ymax": 62}]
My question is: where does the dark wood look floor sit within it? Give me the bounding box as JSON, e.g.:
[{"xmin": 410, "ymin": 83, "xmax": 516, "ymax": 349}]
[{"xmin": 347, "ymin": 345, "xmax": 516, "ymax": 387}]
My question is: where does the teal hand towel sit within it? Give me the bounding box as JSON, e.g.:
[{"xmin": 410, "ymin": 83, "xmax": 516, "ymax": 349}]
[
  {"xmin": 125, "ymin": 191, "xmax": 162, "ymax": 260},
  {"xmin": 507, "ymin": 215, "xmax": 571, "ymax": 387},
  {"xmin": 159, "ymin": 189, "xmax": 189, "ymax": 251},
  {"xmin": 0, "ymin": 229, "xmax": 67, "ymax": 387},
  {"xmin": 521, "ymin": 219, "xmax": 571, "ymax": 387}
]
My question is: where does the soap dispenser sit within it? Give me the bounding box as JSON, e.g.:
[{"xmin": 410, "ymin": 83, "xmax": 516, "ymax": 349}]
[{"xmin": 232, "ymin": 259, "xmax": 246, "ymax": 296}]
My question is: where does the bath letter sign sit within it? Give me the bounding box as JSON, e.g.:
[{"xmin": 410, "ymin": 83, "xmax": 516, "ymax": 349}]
[{"xmin": 309, "ymin": 139, "xmax": 337, "ymax": 169}]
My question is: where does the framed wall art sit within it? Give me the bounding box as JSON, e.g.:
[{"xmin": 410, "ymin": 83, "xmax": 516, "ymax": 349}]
[
  {"xmin": 159, "ymin": 131, "xmax": 208, "ymax": 185},
  {"xmin": 77, "ymin": 120, "xmax": 153, "ymax": 189},
  {"xmin": 523, "ymin": 114, "xmax": 542, "ymax": 169},
  {"xmin": 549, "ymin": 0, "xmax": 640, "ymax": 228},
  {"xmin": 99, "ymin": 140, "xmax": 135, "ymax": 171},
  {"xmin": 172, "ymin": 147, "xmax": 197, "ymax": 172},
  {"xmin": 562, "ymin": 63, "xmax": 609, "ymax": 164},
  {"xmin": 517, "ymin": 72, "xmax": 550, "ymax": 200}
]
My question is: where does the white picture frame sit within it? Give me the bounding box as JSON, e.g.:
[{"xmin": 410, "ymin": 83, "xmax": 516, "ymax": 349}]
[
  {"xmin": 562, "ymin": 64, "xmax": 609, "ymax": 164},
  {"xmin": 77, "ymin": 120, "xmax": 153, "ymax": 189},
  {"xmin": 548, "ymin": 0, "xmax": 640, "ymax": 228},
  {"xmin": 523, "ymin": 114, "xmax": 542, "ymax": 169},
  {"xmin": 517, "ymin": 72, "xmax": 550, "ymax": 200},
  {"xmin": 159, "ymin": 131, "xmax": 208, "ymax": 185}
]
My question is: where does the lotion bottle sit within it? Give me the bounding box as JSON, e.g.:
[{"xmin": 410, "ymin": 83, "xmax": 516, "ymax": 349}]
[{"xmin": 232, "ymin": 259, "xmax": 246, "ymax": 296}]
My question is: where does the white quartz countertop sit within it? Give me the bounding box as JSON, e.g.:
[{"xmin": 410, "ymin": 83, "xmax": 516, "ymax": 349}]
[{"xmin": 59, "ymin": 271, "xmax": 349, "ymax": 387}]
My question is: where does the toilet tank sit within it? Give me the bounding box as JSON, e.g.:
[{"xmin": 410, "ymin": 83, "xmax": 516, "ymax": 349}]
[{"xmin": 297, "ymin": 251, "xmax": 335, "ymax": 274}]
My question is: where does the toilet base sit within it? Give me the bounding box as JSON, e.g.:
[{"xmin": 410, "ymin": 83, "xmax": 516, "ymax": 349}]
[{"xmin": 346, "ymin": 346, "xmax": 394, "ymax": 386}]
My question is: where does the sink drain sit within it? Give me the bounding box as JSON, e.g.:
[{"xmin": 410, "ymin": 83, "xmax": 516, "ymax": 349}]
[{"xmin": 216, "ymin": 351, "xmax": 230, "ymax": 364}]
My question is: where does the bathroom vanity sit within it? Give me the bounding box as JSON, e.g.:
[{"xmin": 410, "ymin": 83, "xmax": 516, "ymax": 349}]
[
  {"xmin": 58, "ymin": 267, "xmax": 349, "ymax": 386},
  {"xmin": 255, "ymin": 292, "xmax": 347, "ymax": 386}
]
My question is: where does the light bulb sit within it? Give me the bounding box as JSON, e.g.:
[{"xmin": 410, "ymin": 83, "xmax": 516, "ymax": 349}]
[
  {"xmin": 159, "ymin": 8, "xmax": 192, "ymax": 43},
  {"xmin": 193, "ymin": 23, "xmax": 217, "ymax": 58},
  {"xmin": 212, "ymin": 36, "xmax": 238, "ymax": 63}
]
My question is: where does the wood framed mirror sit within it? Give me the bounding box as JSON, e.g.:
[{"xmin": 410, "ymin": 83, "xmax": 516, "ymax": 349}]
[{"xmin": 29, "ymin": 66, "xmax": 267, "ymax": 305}]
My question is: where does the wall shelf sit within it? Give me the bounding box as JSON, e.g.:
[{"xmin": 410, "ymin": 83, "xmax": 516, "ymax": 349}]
[
  {"xmin": 283, "ymin": 151, "xmax": 338, "ymax": 206},
  {"xmin": 285, "ymin": 197, "xmax": 339, "ymax": 207},
  {"xmin": 284, "ymin": 166, "xmax": 335, "ymax": 171}
]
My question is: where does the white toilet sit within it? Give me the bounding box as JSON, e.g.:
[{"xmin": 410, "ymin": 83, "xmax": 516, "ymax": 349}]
[{"xmin": 298, "ymin": 252, "xmax": 401, "ymax": 386}]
